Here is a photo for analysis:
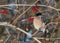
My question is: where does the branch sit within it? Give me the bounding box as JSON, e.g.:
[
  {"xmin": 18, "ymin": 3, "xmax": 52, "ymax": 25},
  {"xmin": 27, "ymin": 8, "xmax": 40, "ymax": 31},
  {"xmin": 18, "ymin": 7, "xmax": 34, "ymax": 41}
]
[
  {"xmin": 45, "ymin": 22, "xmax": 60, "ymax": 27},
  {"xmin": 33, "ymin": 37, "xmax": 42, "ymax": 43},
  {"xmin": 34, "ymin": 37, "xmax": 60, "ymax": 39},
  {"xmin": 0, "ymin": 4, "xmax": 60, "ymax": 11}
]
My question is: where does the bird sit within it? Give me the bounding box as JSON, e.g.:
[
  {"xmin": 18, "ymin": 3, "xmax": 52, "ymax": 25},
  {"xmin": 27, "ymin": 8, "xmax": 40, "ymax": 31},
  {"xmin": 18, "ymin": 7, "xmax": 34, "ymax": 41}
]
[{"xmin": 21, "ymin": 13, "xmax": 46, "ymax": 33}]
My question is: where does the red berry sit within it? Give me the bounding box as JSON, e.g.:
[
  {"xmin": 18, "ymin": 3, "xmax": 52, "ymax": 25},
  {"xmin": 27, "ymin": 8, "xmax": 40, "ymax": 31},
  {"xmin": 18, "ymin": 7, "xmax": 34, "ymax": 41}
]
[
  {"xmin": 32, "ymin": 5, "xmax": 39, "ymax": 13},
  {"xmin": 32, "ymin": 8, "xmax": 36, "ymax": 13},
  {"xmin": 1, "ymin": 10, "xmax": 7, "ymax": 15}
]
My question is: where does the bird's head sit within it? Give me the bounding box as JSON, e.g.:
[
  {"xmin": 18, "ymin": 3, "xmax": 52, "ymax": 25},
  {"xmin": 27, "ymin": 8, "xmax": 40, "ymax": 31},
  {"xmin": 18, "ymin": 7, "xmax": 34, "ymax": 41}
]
[{"xmin": 35, "ymin": 13, "xmax": 42, "ymax": 19}]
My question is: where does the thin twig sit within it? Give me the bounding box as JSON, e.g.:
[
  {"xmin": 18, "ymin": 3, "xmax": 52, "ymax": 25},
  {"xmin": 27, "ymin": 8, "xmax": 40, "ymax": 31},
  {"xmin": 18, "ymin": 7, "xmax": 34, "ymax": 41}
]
[
  {"xmin": 0, "ymin": 4, "xmax": 60, "ymax": 11},
  {"xmin": 34, "ymin": 37, "xmax": 60, "ymax": 39},
  {"xmin": 32, "ymin": 31, "xmax": 39, "ymax": 36},
  {"xmin": 4, "ymin": 27, "xmax": 11, "ymax": 43},
  {"xmin": 33, "ymin": 37, "xmax": 42, "ymax": 43}
]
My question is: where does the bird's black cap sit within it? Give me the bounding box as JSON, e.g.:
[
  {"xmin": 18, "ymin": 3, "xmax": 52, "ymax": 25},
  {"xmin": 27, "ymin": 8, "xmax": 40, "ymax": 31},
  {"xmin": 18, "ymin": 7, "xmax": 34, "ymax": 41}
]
[{"xmin": 35, "ymin": 13, "xmax": 42, "ymax": 16}]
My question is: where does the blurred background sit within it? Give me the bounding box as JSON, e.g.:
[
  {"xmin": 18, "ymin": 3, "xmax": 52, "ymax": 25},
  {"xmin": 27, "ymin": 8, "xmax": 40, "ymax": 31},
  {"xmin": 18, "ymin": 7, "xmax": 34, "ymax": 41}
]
[{"xmin": 0, "ymin": 0, "xmax": 60, "ymax": 43}]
